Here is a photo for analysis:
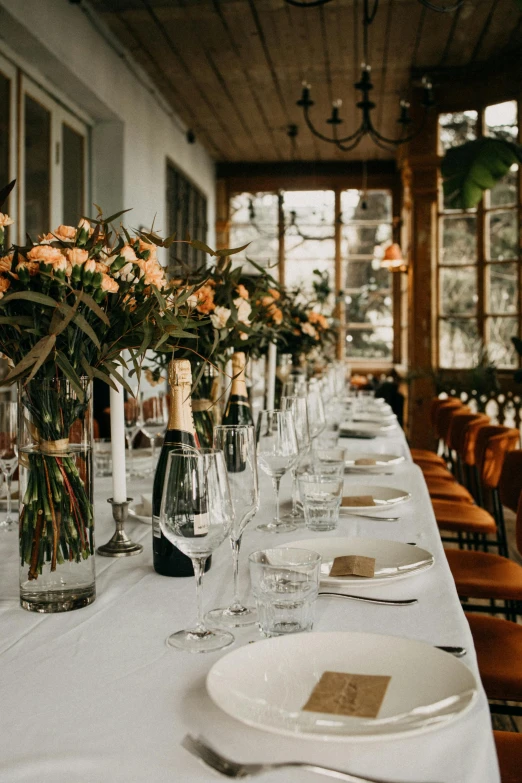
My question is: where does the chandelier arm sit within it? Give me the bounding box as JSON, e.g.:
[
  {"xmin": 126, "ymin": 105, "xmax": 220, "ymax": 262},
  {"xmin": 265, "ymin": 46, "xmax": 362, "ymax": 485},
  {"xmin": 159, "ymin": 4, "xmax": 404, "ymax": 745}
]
[
  {"xmin": 368, "ymin": 128, "xmax": 398, "ymax": 154},
  {"xmin": 335, "ymin": 129, "xmax": 368, "ymax": 153},
  {"xmin": 368, "ymin": 108, "xmax": 428, "ymax": 146},
  {"xmin": 303, "ymin": 105, "xmax": 366, "ymax": 145},
  {"xmin": 417, "ymin": 0, "xmax": 464, "ymax": 11}
]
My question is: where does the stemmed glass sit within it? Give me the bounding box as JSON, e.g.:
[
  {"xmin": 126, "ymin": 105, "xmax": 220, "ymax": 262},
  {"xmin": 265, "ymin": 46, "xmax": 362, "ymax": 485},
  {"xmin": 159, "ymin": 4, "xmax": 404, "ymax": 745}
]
[
  {"xmin": 306, "ymin": 381, "xmax": 326, "ymax": 447},
  {"xmin": 280, "ymin": 394, "xmax": 311, "ymax": 525},
  {"xmin": 206, "ymin": 425, "xmax": 259, "ymax": 627},
  {"xmin": 256, "ymin": 410, "xmax": 298, "ymax": 534},
  {"xmin": 140, "ymin": 391, "xmax": 168, "ymax": 472},
  {"xmin": 160, "ymin": 448, "xmax": 234, "ymax": 652},
  {"xmin": 124, "ymin": 397, "xmax": 143, "ymax": 478},
  {"xmin": 0, "ymin": 401, "xmax": 17, "ymax": 530}
]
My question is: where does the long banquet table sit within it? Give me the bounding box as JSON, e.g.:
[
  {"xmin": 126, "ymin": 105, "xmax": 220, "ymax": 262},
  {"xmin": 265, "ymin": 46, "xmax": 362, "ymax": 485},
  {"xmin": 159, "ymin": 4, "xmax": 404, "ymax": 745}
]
[{"xmin": 0, "ymin": 427, "xmax": 500, "ymax": 783}]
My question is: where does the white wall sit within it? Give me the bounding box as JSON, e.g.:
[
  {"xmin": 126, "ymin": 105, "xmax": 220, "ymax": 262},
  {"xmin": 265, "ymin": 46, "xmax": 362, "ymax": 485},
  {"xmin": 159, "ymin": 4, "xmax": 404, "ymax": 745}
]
[{"xmin": 0, "ymin": 0, "xmax": 216, "ymax": 256}]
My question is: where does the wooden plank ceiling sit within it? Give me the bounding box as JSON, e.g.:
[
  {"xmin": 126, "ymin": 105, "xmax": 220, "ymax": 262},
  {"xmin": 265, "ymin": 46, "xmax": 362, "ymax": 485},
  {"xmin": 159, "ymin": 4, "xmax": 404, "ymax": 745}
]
[{"xmin": 91, "ymin": 0, "xmax": 522, "ymax": 162}]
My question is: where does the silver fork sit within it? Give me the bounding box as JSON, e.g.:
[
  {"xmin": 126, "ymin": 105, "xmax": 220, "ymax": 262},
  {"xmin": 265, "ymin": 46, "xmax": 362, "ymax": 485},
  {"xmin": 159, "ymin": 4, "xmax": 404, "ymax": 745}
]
[
  {"xmin": 339, "ymin": 512, "xmax": 400, "ymax": 522},
  {"xmin": 182, "ymin": 734, "xmax": 441, "ymax": 782}
]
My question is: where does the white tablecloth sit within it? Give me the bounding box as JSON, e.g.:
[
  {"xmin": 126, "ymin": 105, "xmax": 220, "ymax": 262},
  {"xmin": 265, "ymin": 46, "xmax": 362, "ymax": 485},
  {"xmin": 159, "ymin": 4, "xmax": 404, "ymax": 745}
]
[{"xmin": 0, "ymin": 428, "xmax": 500, "ymax": 783}]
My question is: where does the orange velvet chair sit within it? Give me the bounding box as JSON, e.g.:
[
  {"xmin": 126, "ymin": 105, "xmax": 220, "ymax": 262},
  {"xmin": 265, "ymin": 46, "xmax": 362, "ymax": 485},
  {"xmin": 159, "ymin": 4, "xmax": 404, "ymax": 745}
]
[
  {"xmin": 411, "ymin": 396, "xmax": 462, "ymax": 467},
  {"xmin": 446, "ymin": 450, "xmax": 522, "ymax": 619},
  {"xmin": 494, "ymin": 731, "xmax": 522, "ymax": 782}
]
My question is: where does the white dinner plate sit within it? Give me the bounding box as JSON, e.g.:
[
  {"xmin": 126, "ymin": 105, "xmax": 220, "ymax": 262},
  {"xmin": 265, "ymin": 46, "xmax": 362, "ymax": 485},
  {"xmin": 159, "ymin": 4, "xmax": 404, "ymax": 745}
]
[
  {"xmin": 345, "ymin": 452, "xmax": 405, "ymax": 472},
  {"xmin": 352, "ymin": 412, "xmax": 397, "ymax": 424},
  {"xmin": 279, "ymin": 537, "xmax": 434, "ymax": 585},
  {"xmin": 206, "ymin": 631, "xmax": 478, "ymax": 741},
  {"xmin": 340, "ymin": 421, "xmax": 398, "ymax": 436},
  {"xmin": 341, "ymin": 484, "xmax": 411, "ymax": 511}
]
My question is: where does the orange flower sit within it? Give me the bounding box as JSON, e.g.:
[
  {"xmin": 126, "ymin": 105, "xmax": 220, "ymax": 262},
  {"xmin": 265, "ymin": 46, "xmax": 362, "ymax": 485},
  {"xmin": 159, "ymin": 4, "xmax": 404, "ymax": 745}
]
[
  {"xmin": 52, "ymin": 225, "xmax": 77, "ymax": 242},
  {"xmin": 194, "ymin": 284, "xmax": 215, "ymax": 313},
  {"xmin": 66, "ymin": 248, "xmax": 89, "ymax": 266},
  {"xmin": 267, "ymin": 287, "xmax": 280, "ymax": 301},
  {"xmin": 308, "ymin": 311, "xmax": 328, "ymax": 330},
  {"xmin": 100, "ymin": 274, "xmax": 119, "ymax": 293},
  {"xmin": 27, "ymin": 245, "xmax": 66, "ymax": 267},
  {"xmin": 270, "ymin": 306, "xmax": 283, "ymax": 325},
  {"xmin": 0, "ymin": 253, "xmax": 13, "ymax": 273},
  {"xmin": 236, "ymin": 284, "xmax": 249, "ymax": 300},
  {"xmin": 0, "ymin": 276, "xmax": 10, "ymax": 298},
  {"xmin": 0, "ymin": 213, "xmax": 13, "ymax": 228}
]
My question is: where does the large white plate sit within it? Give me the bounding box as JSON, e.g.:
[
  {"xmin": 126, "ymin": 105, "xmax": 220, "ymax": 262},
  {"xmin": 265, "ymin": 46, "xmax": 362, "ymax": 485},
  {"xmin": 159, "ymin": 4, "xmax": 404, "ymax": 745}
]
[
  {"xmin": 344, "ymin": 452, "xmax": 405, "ymax": 473},
  {"xmin": 340, "ymin": 421, "xmax": 398, "ymax": 436},
  {"xmin": 207, "ymin": 632, "xmax": 477, "ymax": 741},
  {"xmin": 341, "ymin": 484, "xmax": 411, "ymax": 511},
  {"xmin": 279, "ymin": 537, "xmax": 434, "ymax": 585},
  {"xmin": 352, "ymin": 412, "xmax": 397, "ymax": 424},
  {"xmin": 128, "ymin": 501, "xmax": 151, "ymax": 525}
]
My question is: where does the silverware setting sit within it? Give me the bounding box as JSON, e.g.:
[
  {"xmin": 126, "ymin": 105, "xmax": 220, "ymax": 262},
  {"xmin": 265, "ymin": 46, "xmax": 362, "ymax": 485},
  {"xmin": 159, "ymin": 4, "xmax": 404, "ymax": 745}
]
[
  {"xmin": 182, "ymin": 734, "xmax": 443, "ymax": 782},
  {"xmin": 436, "ymin": 646, "xmax": 467, "ymax": 657},
  {"xmin": 318, "ymin": 591, "xmax": 417, "ymax": 606},
  {"xmin": 340, "ymin": 511, "xmax": 400, "ymax": 521}
]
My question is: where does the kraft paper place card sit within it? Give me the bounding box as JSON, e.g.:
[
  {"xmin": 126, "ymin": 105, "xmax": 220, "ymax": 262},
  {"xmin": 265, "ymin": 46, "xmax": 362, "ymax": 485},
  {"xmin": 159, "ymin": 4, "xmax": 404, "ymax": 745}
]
[
  {"xmin": 302, "ymin": 671, "xmax": 391, "ymax": 718},
  {"xmin": 354, "ymin": 458, "xmax": 378, "ymax": 466},
  {"xmin": 329, "ymin": 555, "xmax": 376, "ymax": 578},
  {"xmin": 342, "ymin": 495, "xmax": 376, "ymax": 507}
]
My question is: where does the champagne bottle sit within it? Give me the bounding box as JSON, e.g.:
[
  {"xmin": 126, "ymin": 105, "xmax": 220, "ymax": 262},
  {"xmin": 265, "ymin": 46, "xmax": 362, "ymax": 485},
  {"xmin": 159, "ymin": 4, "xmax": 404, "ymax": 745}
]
[
  {"xmin": 222, "ymin": 352, "xmax": 253, "ymax": 426},
  {"xmin": 152, "ymin": 358, "xmax": 211, "ymax": 577}
]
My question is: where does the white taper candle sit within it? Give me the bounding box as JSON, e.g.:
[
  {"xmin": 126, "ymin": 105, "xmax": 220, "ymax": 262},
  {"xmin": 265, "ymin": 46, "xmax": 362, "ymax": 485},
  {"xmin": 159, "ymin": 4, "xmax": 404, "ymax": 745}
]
[
  {"xmin": 110, "ymin": 382, "xmax": 127, "ymax": 503},
  {"xmin": 266, "ymin": 342, "xmax": 277, "ymax": 410}
]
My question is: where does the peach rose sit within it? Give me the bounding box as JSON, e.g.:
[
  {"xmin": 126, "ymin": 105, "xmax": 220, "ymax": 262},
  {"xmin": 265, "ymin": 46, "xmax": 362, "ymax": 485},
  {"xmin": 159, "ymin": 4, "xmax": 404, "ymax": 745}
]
[
  {"xmin": 27, "ymin": 245, "xmax": 66, "ymax": 267},
  {"xmin": 142, "ymin": 259, "xmax": 166, "ymax": 289},
  {"xmin": 0, "ymin": 254, "xmax": 13, "ymax": 273},
  {"xmin": 195, "ymin": 284, "xmax": 215, "ymax": 314},
  {"xmin": 119, "ymin": 244, "xmax": 138, "ymax": 263},
  {"xmin": 234, "ymin": 296, "xmax": 251, "ymax": 325},
  {"xmin": 308, "ymin": 311, "xmax": 328, "ymax": 330},
  {"xmin": 261, "ymin": 295, "xmax": 275, "ymax": 308},
  {"xmin": 67, "ymin": 248, "xmax": 89, "ymax": 266},
  {"xmin": 84, "ymin": 258, "xmax": 96, "ymax": 274},
  {"xmin": 0, "ymin": 276, "xmax": 10, "ymax": 298},
  {"xmin": 53, "ymin": 225, "xmax": 77, "ymax": 242},
  {"xmin": 138, "ymin": 239, "xmax": 157, "ymax": 259},
  {"xmin": 0, "ymin": 213, "xmax": 14, "ymax": 228},
  {"xmin": 100, "ymin": 274, "xmax": 119, "ymax": 293},
  {"xmin": 210, "ymin": 306, "xmax": 231, "ymax": 330},
  {"xmin": 267, "ymin": 288, "xmax": 280, "ymax": 301},
  {"xmin": 301, "ymin": 322, "xmax": 317, "ymax": 339},
  {"xmin": 270, "ymin": 306, "xmax": 283, "ymax": 325},
  {"xmin": 78, "ymin": 218, "xmax": 93, "ymax": 233},
  {"xmin": 118, "ymin": 262, "xmax": 137, "ymax": 283},
  {"xmin": 236, "ymin": 284, "xmax": 249, "ymax": 300},
  {"xmin": 16, "ymin": 260, "xmax": 39, "ymax": 276}
]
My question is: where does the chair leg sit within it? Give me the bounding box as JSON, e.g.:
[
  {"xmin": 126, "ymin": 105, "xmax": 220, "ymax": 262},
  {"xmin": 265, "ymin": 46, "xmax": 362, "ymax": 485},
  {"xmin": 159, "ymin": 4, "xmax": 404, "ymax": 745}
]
[{"xmin": 492, "ymin": 488, "xmax": 509, "ymax": 558}]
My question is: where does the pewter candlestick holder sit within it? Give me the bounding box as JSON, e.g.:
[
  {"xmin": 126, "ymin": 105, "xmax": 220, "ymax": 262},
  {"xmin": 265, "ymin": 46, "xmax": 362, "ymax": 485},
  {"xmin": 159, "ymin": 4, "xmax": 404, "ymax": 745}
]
[{"xmin": 97, "ymin": 498, "xmax": 143, "ymax": 557}]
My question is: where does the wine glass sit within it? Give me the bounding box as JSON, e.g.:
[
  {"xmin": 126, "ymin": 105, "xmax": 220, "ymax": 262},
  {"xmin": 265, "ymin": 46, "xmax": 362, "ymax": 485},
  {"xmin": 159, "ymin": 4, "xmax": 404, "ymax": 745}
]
[
  {"xmin": 280, "ymin": 394, "xmax": 311, "ymax": 525},
  {"xmin": 282, "ymin": 374, "xmax": 307, "ymax": 398},
  {"xmin": 306, "ymin": 381, "xmax": 326, "ymax": 446},
  {"xmin": 0, "ymin": 401, "xmax": 17, "ymax": 531},
  {"xmin": 206, "ymin": 425, "xmax": 259, "ymax": 627},
  {"xmin": 256, "ymin": 410, "xmax": 298, "ymax": 534},
  {"xmin": 160, "ymin": 448, "xmax": 234, "ymax": 652},
  {"xmin": 124, "ymin": 397, "xmax": 143, "ymax": 478},
  {"xmin": 140, "ymin": 391, "xmax": 168, "ymax": 472}
]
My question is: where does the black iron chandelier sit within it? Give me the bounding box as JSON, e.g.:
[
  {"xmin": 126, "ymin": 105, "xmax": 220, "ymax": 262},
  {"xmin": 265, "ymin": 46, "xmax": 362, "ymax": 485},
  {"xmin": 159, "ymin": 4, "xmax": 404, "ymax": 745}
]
[
  {"xmin": 292, "ymin": 0, "xmax": 435, "ymax": 152},
  {"xmin": 285, "ymin": 0, "xmax": 464, "ymax": 12}
]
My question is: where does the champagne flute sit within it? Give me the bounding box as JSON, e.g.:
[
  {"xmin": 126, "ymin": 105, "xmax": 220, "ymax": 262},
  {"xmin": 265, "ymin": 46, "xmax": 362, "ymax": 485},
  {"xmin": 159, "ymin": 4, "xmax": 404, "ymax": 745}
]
[
  {"xmin": 256, "ymin": 410, "xmax": 298, "ymax": 534},
  {"xmin": 206, "ymin": 425, "xmax": 259, "ymax": 627},
  {"xmin": 280, "ymin": 394, "xmax": 311, "ymax": 525},
  {"xmin": 124, "ymin": 397, "xmax": 143, "ymax": 478},
  {"xmin": 0, "ymin": 401, "xmax": 17, "ymax": 530},
  {"xmin": 160, "ymin": 448, "xmax": 234, "ymax": 652},
  {"xmin": 140, "ymin": 391, "xmax": 168, "ymax": 472},
  {"xmin": 306, "ymin": 381, "xmax": 326, "ymax": 447}
]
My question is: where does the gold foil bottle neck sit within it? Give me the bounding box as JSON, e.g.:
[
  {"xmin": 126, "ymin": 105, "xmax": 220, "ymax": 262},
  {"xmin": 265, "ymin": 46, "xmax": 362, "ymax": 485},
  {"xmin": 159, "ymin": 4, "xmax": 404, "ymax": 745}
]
[
  {"xmin": 231, "ymin": 352, "xmax": 246, "ymax": 373},
  {"xmin": 168, "ymin": 358, "xmax": 192, "ymax": 387},
  {"xmin": 230, "ymin": 352, "xmax": 248, "ymax": 397}
]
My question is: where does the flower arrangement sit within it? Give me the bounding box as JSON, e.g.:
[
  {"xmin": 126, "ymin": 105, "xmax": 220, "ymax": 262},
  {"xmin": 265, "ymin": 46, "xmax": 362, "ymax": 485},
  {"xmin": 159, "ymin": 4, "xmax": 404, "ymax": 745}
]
[{"xmin": 0, "ymin": 180, "xmax": 206, "ymax": 582}]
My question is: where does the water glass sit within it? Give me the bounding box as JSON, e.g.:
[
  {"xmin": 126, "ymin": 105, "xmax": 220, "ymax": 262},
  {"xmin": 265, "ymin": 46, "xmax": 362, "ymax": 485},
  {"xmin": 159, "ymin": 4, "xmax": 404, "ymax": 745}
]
[
  {"xmin": 280, "ymin": 394, "xmax": 311, "ymax": 525},
  {"xmin": 256, "ymin": 410, "xmax": 298, "ymax": 533},
  {"xmin": 140, "ymin": 391, "xmax": 168, "ymax": 472},
  {"xmin": 249, "ymin": 548, "xmax": 321, "ymax": 637},
  {"xmin": 94, "ymin": 438, "xmax": 112, "ymax": 477},
  {"xmin": 314, "ymin": 447, "xmax": 346, "ymax": 477},
  {"xmin": 299, "ymin": 473, "xmax": 343, "ymax": 531},
  {"xmin": 0, "ymin": 401, "xmax": 17, "ymax": 530}
]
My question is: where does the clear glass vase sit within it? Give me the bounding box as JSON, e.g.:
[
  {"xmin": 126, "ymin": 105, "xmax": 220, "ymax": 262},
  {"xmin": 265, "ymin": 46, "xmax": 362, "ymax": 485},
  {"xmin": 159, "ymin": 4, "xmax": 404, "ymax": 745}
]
[
  {"xmin": 191, "ymin": 360, "xmax": 216, "ymax": 447},
  {"xmin": 18, "ymin": 377, "xmax": 95, "ymax": 612}
]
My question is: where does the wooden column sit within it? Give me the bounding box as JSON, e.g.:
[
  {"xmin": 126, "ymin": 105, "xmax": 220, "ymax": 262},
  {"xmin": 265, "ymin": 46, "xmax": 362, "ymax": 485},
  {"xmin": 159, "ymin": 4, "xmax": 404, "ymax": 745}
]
[
  {"xmin": 404, "ymin": 105, "xmax": 439, "ymax": 449},
  {"xmin": 215, "ymin": 178, "xmax": 230, "ymax": 250}
]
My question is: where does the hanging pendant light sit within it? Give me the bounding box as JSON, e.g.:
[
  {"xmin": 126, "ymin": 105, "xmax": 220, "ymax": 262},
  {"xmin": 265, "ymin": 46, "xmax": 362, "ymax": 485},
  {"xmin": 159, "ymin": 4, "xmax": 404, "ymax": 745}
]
[{"xmin": 379, "ymin": 243, "xmax": 408, "ymax": 273}]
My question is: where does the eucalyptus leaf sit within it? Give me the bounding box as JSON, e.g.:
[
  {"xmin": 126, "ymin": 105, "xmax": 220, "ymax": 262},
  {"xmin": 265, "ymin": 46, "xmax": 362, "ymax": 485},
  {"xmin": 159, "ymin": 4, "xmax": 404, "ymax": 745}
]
[
  {"xmin": 215, "ymin": 242, "xmax": 250, "ymax": 257},
  {"xmin": 26, "ymin": 335, "xmax": 56, "ymax": 382},
  {"xmin": 55, "ymin": 352, "xmax": 85, "ymax": 400},
  {"xmin": 0, "ymin": 179, "xmax": 16, "ymax": 210},
  {"xmin": 442, "ymin": 138, "xmax": 522, "ymax": 209},
  {"xmin": 72, "ymin": 312, "xmax": 101, "ymax": 349},
  {"xmin": 76, "ymin": 291, "xmax": 110, "ymax": 325},
  {"xmin": 0, "ymin": 290, "xmax": 58, "ymax": 308},
  {"xmin": 189, "ymin": 239, "xmax": 216, "ymax": 256}
]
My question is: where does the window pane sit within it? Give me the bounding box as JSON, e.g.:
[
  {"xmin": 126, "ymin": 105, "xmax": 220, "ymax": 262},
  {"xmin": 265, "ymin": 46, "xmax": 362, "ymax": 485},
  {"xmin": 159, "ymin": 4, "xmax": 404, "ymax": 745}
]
[
  {"xmin": 486, "ymin": 210, "xmax": 518, "ymax": 260},
  {"xmin": 346, "ymin": 293, "xmax": 393, "ymax": 361},
  {"xmin": 440, "ymin": 267, "xmax": 477, "ymax": 316},
  {"xmin": 0, "ymin": 71, "xmax": 9, "ymax": 197},
  {"xmin": 344, "ymin": 259, "xmax": 390, "ymax": 292},
  {"xmin": 342, "ymin": 222, "xmax": 392, "ymax": 257},
  {"xmin": 441, "ymin": 216, "xmax": 477, "ymax": 265},
  {"xmin": 485, "ymin": 100, "xmax": 518, "ymax": 142},
  {"xmin": 285, "ymin": 229, "xmax": 335, "ymax": 262},
  {"xmin": 438, "ymin": 111, "xmax": 478, "ymax": 152},
  {"xmin": 283, "ymin": 191, "xmax": 335, "ymax": 294},
  {"xmin": 62, "ymin": 124, "xmax": 84, "ymax": 227},
  {"xmin": 341, "ymin": 189, "xmax": 392, "ymax": 222},
  {"xmin": 486, "ymin": 316, "xmax": 518, "ymax": 367},
  {"xmin": 229, "ymin": 192, "xmax": 279, "ymax": 273},
  {"xmin": 25, "ymin": 95, "xmax": 50, "ymax": 239},
  {"xmin": 285, "ymin": 258, "xmax": 335, "ymax": 294},
  {"xmin": 167, "ymin": 162, "xmax": 208, "ymax": 276},
  {"xmin": 283, "ymin": 190, "xmax": 334, "ymax": 225},
  {"xmin": 439, "ymin": 319, "xmax": 479, "ymax": 368},
  {"xmin": 487, "ymin": 263, "xmax": 518, "ymax": 314},
  {"xmin": 489, "ymin": 166, "xmax": 518, "ymax": 207}
]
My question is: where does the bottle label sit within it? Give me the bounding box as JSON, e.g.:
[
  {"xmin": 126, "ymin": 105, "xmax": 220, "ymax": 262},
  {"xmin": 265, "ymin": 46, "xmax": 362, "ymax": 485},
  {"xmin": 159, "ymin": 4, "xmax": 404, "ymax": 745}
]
[
  {"xmin": 194, "ymin": 512, "xmax": 209, "ymax": 535},
  {"xmin": 153, "ymin": 514, "xmax": 161, "ymax": 539}
]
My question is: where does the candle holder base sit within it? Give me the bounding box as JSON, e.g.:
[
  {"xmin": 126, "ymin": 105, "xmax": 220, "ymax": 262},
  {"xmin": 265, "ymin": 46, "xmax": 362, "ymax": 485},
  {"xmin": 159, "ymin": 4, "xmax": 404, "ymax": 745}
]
[{"xmin": 97, "ymin": 498, "xmax": 143, "ymax": 558}]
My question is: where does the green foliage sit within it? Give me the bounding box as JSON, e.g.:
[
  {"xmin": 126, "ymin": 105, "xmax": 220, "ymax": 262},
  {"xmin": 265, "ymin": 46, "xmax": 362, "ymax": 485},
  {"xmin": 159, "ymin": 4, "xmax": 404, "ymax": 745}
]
[{"xmin": 442, "ymin": 138, "xmax": 522, "ymax": 209}]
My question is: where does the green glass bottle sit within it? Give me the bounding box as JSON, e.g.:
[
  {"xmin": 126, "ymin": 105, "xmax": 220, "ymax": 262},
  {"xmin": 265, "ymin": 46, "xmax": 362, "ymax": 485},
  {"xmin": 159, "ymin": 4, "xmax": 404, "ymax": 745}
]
[
  {"xmin": 152, "ymin": 358, "xmax": 210, "ymax": 577},
  {"xmin": 222, "ymin": 352, "xmax": 253, "ymax": 426}
]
